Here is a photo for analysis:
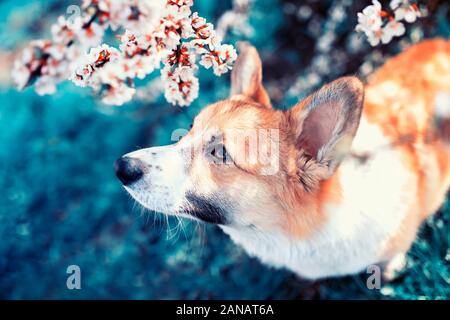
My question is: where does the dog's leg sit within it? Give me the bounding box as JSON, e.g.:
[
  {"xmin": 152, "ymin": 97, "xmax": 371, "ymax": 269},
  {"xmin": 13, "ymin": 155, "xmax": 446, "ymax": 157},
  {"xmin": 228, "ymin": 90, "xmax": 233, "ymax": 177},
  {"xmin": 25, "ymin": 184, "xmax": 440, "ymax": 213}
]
[{"xmin": 382, "ymin": 253, "xmax": 407, "ymax": 282}]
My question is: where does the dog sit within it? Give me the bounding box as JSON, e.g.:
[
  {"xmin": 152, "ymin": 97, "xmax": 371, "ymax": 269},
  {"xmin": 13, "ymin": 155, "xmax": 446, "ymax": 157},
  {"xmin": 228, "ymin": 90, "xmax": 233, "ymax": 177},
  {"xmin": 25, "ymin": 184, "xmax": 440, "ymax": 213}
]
[{"xmin": 115, "ymin": 39, "xmax": 450, "ymax": 280}]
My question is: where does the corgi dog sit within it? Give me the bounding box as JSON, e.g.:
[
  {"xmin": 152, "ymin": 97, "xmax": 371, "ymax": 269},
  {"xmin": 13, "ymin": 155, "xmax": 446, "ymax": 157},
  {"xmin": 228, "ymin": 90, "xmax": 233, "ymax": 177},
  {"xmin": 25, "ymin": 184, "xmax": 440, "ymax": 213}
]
[{"xmin": 115, "ymin": 39, "xmax": 450, "ymax": 280}]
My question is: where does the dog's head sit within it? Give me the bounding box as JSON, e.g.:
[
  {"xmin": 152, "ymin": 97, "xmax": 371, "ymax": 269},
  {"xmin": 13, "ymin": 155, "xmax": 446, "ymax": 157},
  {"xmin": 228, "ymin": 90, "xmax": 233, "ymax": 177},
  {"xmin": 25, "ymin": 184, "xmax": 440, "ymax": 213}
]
[{"xmin": 115, "ymin": 43, "xmax": 364, "ymax": 235}]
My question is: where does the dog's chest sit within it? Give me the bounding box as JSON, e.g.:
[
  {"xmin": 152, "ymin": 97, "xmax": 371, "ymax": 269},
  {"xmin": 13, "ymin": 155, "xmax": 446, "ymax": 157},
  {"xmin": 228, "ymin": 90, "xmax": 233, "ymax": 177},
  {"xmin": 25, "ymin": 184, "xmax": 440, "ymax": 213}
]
[
  {"xmin": 221, "ymin": 176, "xmax": 411, "ymax": 280},
  {"xmin": 221, "ymin": 224, "xmax": 382, "ymax": 279}
]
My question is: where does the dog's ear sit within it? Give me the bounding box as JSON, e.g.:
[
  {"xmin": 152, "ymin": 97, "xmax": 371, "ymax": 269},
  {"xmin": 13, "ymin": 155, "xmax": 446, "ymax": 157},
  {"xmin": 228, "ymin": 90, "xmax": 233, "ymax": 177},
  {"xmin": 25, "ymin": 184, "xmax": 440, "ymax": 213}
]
[
  {"xmin": 230, "ymin": 42, "xmax": 271, "ymax": 108},
  {"xmin": 287, "ymin": 77, "xmax": 364, "ymax": 190}
]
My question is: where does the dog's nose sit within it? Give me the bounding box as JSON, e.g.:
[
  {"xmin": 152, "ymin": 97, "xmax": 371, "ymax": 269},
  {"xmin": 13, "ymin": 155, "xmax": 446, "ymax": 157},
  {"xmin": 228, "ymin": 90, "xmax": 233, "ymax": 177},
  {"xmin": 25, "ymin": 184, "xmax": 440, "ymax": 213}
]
[{"xmin": 114, "ymin": 157, "xmax": 144, "ymax": 186}]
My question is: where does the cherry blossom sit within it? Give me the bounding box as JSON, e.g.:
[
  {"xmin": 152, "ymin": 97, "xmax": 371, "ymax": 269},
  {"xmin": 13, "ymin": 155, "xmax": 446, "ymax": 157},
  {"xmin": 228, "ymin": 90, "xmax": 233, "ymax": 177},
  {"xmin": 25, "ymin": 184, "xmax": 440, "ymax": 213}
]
[
  {"xmin": 162, "ymin": 64, "xmax": 199, "ymax": 107},
  {"xmin": 12, "ymin": 40, "xmax": 78, "ymax": 95},
  {"xmin": 216, "ymin": 0, "xmax": 254, "ymax": 40},
  {"xmin": 391, "ymin": 0, "xmax": 421, "ymax": 23},
  {"xmin": 355, "ymin": 0, "xmax": 422, "ymax": 47},
  {"xmin": 384, "ymin": 19, "xmax": 406, "ymax": 38},
  {"xmin": 13, "ymin": 0, "xmax": 237, "ymax": 107},
  {"xmin": 200, "ymin": 44, "xmax": 238, "ymax": 76},
  {"xmin": 355, "ymin": 0, "xmax": 383, "ymax": 35}
]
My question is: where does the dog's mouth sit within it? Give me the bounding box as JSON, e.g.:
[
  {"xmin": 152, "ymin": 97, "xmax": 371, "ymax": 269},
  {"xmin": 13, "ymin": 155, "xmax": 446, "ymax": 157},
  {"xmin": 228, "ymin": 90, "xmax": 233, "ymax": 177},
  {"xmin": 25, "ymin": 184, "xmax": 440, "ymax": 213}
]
[
  {"xmin": 125, "ymin": 186, "xmax": 228, "ymax": 225},
  {"xmin": 181, "ymin": 209, "xmax": 227, "ymax": 225},
  {"xmin": 181, "ymin": 192, "xmax": 229, "ymax": 225}
]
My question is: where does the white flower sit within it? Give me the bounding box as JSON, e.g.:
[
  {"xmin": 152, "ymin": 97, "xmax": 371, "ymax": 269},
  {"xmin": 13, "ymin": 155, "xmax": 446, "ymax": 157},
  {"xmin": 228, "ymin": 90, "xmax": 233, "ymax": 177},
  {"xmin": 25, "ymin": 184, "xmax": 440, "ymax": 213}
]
[
  {"xmin": 199, "ymin": 54, "xmax": 215, "ymax": 70},
  {"xmin": 101, "ymin": 82, "xmax": 136, "ymax": 106},
  {"xmin": 390, "ymin": 0, "xmax": 421, "ymax": 23},
  {"xmin": 125, "ymin": 55, "xmax": 160, "ymax": 79},
  {"xmin": 71, "ymin": 64, "xmax": 94, "ymax": 87},
  {"xmin": 46, "ymin": 43, "xmax": 68, "ymax": 61},
  {"xmin": 195, "ymin": 30, "xmax": 236, "ymax": 74},
  {"xmin": 365, "ymin": 20, "xmax": 404, "ymax": 47},
  {"xmin": 35, "ymin": 76, "xmax": 57, "ymax": 95},
  {"xmin": 390, "ymin": 0, "xmax": 403, "ymax": 9},
  {"xmin": 384, "ymin": 20, "xmax": 406, "ymax": 38},
  {"xmin": 162, "ymin": 64, "xmax": 199, "ymax": 106},
  {"xmin": 71, "ymin": 44, "xmax": 121, "ymax": 87},
  {"xmin": 119, "ymin": 30, "xmax": 155, "ymax": 57},
  {"xmin": 12, "ymin": 40, "xmax": 69, "ymax": 93},
  {"xmin": 356, "ymin": 0, "xmax": 421, "ymax": 46},
  {"xmin": 367, "ymin": 28, "xmax": 389, "ymax": 46},
  {"xmin": 12, "ymin": 59, "xmax": 32, "ymax": 90},
  {"xmin": 76, "ymin": 22, "xmax": 105, "ymax": 50},
  {"xmin": 89, "ymin": 45, "xmax": 121, "ymax": 66},
  {"xmin": 165, "ymin": 45, "xmax": 196, "ymax": 67},
  {"xmin": 191, "ymin": 12, "xmax": 207, "ymax": 29},
  {"xmin": 216, "ymin": 0, "xmax": 254, "ymax": 39},
  {"xmin": 103, "ymin": 3, "xmax": 133, "ymax": 31},
  {"xmin": 168, "ymin": 0, "xmax": 194, "ymax": 9},
  {"xmin": 12, "ymin": 45, "xmax": 36, "ymax": 90},
  {"xmin": 355, "ymin": 0, "xmax": 383, "ymax": 34},
  {"xmin": 165, "ymin": 30, "xmax": 182, "ymax": 49},
  {"xmin": 51, "ymin": 16, "xmax": 81, "ymax": 45},
  {"xmin": 165, "ymin": 2, "xmax": 192, "ymax": 19},
  {"xmin": 199, "ymin": 44, "xmax": 237, "ymax": 75},
  {"xmin": 207, "ymin": 34, "xmax": 223, "ymax": 51},
  {"xmin": 97, "ymin": 61, "xmax": 127, "ymax": 85},
  {"xmin": 177, "ymin": 65, "xmax": 196, "ymax": 82},
  {"xmin": 197, "ymin": 23, "xmax": 214, "ymax": 40},
  {"xmin": 219, "ymin": 44, "xmax": 237, "ymax": 66},
  {"xmin": 366, "ymin": 29, "xmax": 384, "ymax": 47}
]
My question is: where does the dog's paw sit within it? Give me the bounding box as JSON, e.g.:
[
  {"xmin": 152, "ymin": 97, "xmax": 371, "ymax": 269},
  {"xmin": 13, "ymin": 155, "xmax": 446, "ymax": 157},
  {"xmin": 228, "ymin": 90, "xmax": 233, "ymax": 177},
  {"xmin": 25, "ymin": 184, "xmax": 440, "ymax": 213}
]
[{"xmin": 382, "ymin": 253, "xmax": 407, "ymax": 282}]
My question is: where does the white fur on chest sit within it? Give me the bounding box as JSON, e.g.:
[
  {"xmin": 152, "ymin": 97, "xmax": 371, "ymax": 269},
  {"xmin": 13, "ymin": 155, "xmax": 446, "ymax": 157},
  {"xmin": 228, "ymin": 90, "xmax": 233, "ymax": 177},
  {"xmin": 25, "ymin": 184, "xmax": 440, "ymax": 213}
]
[{"xmin": 221, "ymin": 118, "xmax": 417, "ymax": 279}]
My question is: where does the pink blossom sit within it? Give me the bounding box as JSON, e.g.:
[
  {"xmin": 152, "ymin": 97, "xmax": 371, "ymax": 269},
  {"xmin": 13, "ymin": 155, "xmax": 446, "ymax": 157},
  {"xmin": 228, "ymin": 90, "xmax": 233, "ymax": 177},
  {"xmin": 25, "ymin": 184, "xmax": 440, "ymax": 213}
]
[
  {"xmin": 13, "ymin": 0, "xmax": 237, "ymax": 106},
  {"xmin": 390, "ymin": 0, "xmax": 421, "ymax": 23},
  {"xmin": 356, "ymin": 0, "xmax": 422, "ymax": 46},
  {"xmin": 355, "ymin": 0, "xmax": 383, "ymax": 35}
]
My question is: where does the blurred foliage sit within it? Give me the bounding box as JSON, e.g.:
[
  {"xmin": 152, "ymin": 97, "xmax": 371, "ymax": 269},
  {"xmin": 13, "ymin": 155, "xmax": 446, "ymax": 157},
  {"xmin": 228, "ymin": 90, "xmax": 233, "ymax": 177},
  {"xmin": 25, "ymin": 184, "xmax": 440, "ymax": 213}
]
[{"xmin": 0, "ymin": 0, "xmax": 449, "ymax": 299}]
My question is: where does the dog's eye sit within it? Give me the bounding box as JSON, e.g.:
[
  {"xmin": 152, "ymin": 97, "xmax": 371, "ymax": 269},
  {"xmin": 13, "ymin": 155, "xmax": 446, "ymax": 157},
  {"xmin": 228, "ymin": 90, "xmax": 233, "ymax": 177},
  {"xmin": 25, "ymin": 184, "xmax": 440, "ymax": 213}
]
[{"xmin": 210, "ymin": 143, "xmax": 230, "ymax": 164}]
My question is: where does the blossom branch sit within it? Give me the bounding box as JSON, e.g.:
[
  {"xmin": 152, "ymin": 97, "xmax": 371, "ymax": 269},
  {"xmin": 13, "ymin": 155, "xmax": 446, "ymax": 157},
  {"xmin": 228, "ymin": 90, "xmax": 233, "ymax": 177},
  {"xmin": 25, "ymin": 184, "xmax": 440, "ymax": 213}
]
[
  {"xmin": 12, "ymin": 0, "xmax": 237, "ymax": 107},
  {"xmin": 356, "ymin": 0, "xmax": 422, "ymax": 46}
]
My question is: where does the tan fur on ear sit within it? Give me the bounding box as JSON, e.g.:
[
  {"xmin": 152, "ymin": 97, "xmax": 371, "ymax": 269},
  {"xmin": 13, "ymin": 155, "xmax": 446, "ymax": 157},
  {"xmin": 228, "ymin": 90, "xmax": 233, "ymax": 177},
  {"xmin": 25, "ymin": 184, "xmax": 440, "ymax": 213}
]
[
  {"xmin": 295, "ymin": 150, "xmax": 329, "ymax": 192},
  {"xmin": 230, "ymin": 42, "xmax": 272, "ymax": 108}
]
